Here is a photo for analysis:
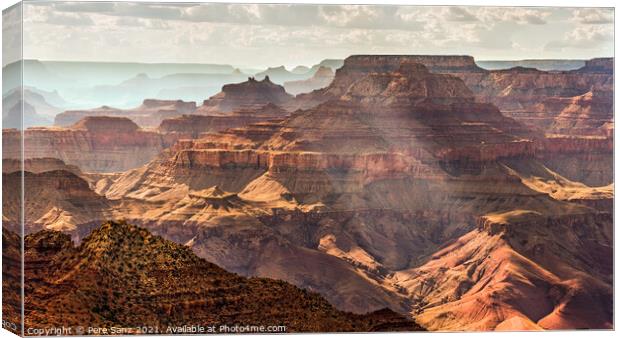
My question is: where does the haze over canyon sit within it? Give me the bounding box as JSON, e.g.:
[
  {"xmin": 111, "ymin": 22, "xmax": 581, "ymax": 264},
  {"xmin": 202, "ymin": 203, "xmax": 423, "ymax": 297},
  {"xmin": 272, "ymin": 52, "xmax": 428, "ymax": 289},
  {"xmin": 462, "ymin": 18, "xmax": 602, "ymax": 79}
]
[{"xmin": 2, "ymin": 53, "xmax": 613, "ymax": 333}]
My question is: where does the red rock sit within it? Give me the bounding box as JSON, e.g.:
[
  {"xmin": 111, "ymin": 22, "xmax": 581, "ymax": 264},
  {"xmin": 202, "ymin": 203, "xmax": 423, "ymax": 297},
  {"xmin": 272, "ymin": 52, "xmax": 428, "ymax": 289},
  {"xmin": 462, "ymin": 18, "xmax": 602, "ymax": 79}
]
[
  {"xmin": 196, "ymin": 76, "xmax": 293, "ymax": 114},
  {"xmin": 54, "ymin": 99, "xmax": 197, "ymax": 127},
  {"xmin": 3, "ymin": 117, "xmax": 175, "ymax": 172}
]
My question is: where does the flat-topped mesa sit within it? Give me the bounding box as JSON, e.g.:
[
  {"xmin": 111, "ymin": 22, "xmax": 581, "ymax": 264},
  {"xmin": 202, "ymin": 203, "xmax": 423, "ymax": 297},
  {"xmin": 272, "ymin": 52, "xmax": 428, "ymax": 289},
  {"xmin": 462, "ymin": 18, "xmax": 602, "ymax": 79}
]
[
  {"xmin": 71, "ymin": 116, "xmax": 139, "ymax": 133},
  {"xmin": 291, "ymin": 56, "xmax": 483, "ymax": 110},
  {"xmin": 341, "ymin": 55, "xmax": 484, "ymax": 74},
  {"xmin": 197, "ymin": 76, "xmax": 294, "ymax": 114},
  {"xmin": 577, "ymin": 57, "xmax": 613, "ymax": 74},
  {"xmin": 341, "ymin": 61, "xmax": 475, "ymax": 106},
  {"xmin": 54, "ymin": 99, "xmax": 198, "ymax": 127}
]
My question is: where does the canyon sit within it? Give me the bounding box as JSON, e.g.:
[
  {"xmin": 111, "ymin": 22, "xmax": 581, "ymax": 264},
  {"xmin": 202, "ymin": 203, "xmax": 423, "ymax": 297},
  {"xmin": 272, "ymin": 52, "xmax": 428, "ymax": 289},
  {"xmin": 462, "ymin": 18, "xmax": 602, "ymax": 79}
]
[{"xmin": 2, "ymin": 54, "xmax": 613, "ymax": 332}]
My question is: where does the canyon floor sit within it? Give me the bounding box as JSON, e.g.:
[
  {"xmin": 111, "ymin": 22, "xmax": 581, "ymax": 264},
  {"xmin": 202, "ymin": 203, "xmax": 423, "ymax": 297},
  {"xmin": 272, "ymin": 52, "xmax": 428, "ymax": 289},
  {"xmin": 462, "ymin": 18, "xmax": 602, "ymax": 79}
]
[{"xmin": 2, "ymin": 55, "xmax": 614, "ymax": 332}]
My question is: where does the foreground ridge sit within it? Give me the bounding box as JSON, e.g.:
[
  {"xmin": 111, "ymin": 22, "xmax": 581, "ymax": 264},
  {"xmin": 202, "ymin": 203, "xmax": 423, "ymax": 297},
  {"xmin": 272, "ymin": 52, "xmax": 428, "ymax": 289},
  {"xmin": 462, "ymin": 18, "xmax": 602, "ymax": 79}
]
[{"xmin": 17, "ymin": 221, "xmax": 424, "ymax": 333}]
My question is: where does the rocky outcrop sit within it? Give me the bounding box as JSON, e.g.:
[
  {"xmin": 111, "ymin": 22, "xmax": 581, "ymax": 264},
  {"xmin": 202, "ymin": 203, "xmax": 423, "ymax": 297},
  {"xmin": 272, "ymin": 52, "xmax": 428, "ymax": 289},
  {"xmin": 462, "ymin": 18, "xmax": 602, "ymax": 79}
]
[
  {"xmin": 3, "ymin": 117, "xmax": 173, "ymax": 173},
  {"xmin": 337, "ymin": 55, "xmax": 484, "ymax": 74},
  {"xmin": 3, "ymin": 169, "xmax": 115, "ymax": 235},
  {"xmin": 3, "ymin": 157, "xmax": 82, "ymax": 176},
  {"xmin": 2, "ymin": 226, "xmax": 21, "ymax": 335},
  {"xmin": 54, "ymin": 99, "xmax": 197, "ymax": 127},
  {"xmin": 158, "ymin": 103, "xmax": 289, "ymax": 139},
  {"xmin": 397, "ymin": 210, "xmax": 612, "ymax": 330},
  {"xmin": 547, "ymin": 90, "xmax": 613, "ymax": 137},
  {"xmin": 577, "ymin": 58, "xmax": 613, "ymax": 74},
  {"xmin": 196, "ymin": 77, "xmax": 293, "ymax": 114},
  {"xmin": 290, "ymin": 55, "xmax": 613, "ymax": 140},
  {"xmin": 22, "ymin": 222, "xmax": 423, "ymax": 332},
  {"xmin": 290, "ymin": 55, "xmax": 485, "ymax": 110},
  {"xmin": 284, "ymin": 66, "xmax": 335, "ymax": 95},
  {"xmin": 255, "ymin": 66, "xmax": 311, "ymax": 84},
  {"xmin": 9, "ymin": 54, "xmax": 612, "ymax": 331}
]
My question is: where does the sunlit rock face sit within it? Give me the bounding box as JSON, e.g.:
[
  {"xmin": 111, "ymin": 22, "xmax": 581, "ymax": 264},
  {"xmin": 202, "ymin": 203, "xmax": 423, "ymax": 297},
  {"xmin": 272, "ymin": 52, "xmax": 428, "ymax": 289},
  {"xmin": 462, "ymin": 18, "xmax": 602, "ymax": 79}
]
[
  {"xmin": 196, "ymin": 76, "xmax": 293, "ymax": 114},
  {"xmin": 5, "ymin": 54, "xmax": 612, "ymax": 331},
  {"xmin": 3, "ymin": 117, "xmax": 170, "ymax": 173}
]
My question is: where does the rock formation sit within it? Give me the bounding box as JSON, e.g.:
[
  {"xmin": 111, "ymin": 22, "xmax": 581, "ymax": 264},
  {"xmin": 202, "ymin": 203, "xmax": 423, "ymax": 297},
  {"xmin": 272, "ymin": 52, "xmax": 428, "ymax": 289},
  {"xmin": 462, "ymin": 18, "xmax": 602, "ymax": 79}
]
[
  {"xmin": 54, "ymin": 99, "xmax": 197, "ymax": 127},
  {"xmin": 3, "ymin": 117, "xmax": 173, "ymax": 173},
  {"xmin": 2, "ymin": 226, "xmax": 21, "ymax": 335},
  {"xmin": 158, "ymin": 103, "xmax": 289, "ymax": 139},
  {"xmin": 2, "ymin": 166, "xmax": 115, "ymax": 235},
  {"xmin": 290, "ymin": 55, "xmax": 613, "ymax": 140},
  {"xmin": 93, "ymin": 56, "xmax": 611, "ymax": 330},
  {"xmin": 20, "ymin": 221, "xmax": 423, "ymax": 332},
  {"xmin": 196, "ymin": 77, "xmax": 293, "ymax": 114},
  {"xmin": 255, "ymin": 66, "xmax": 310, "ymax": 84},
  {"xmin": 4, "ymin": 54, "xmax": 612, "ymax": 332}
]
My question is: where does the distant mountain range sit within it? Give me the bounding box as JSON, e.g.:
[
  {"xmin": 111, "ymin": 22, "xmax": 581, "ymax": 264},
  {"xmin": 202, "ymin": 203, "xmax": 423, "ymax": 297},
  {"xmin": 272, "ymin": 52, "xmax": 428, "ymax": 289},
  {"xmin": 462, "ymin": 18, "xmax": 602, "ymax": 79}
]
[
  {"xmin": 1, "ymin": 57, "xmax": 598, "ymax": 128},
  {"xmin": 2, "ymin": 59, "xmax": 345, "ymax": 115},
  {"xmin": 476, "ymin": 59, "xmax": 586, "ymax": 71}
]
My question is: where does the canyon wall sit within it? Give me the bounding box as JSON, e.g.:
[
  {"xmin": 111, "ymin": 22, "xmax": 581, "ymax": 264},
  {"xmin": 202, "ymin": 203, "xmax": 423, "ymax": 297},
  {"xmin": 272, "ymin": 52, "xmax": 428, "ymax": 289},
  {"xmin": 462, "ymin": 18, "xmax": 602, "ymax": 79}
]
[
  {"xmin": 54, "ymin": 99, "xmax": 197, "ymax": 127},
  {"xmin": 3, "ymin": 117, "xmax": 172, "ymax": 172}
]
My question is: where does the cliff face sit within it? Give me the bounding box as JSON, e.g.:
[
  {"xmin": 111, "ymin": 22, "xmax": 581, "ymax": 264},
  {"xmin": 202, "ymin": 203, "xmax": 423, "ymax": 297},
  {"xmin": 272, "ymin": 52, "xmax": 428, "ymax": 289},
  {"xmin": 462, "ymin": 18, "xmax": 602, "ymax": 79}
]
[
  {"xmin": 291, "ymin": 55, "xmax": 613, "ymax": 140},
  {"xmin": 197, "ymin": 77, "xmax": 294, "ymax": 114},
  {"xmin": 97, "ymin": 56, "xmax": 612, "ymax": 329},
  {"xmin": 456, "ymin": 57, "xmax": 612, "ymax": 138},
  {"xmin": 22, "ymin": 222, "xmax": 422, "ymax": 332},
  {"xmin": 577, "ymin": 57, "xmax": 613, "ymax": 74},
  {"xmin": 158, "ymin": 103, "xmax": 289, "ymax": 139},
  {"xmin": 8, "ymin": 54, "xmax": 612, "ymax": 331},
  {"xmin": 54, "ymin": 99, "xmax": 197, "ymax": 127},
  {"xmin": 3, "ymin": 117, "xmax": 172, "ymax": 173},
  {"xmin": 290, "ymin": 55, "xmax": 484, "ymax": 110},
  {"xmin": 2, "ymin": 169, "xmax": 115, "ymax": 235},
  {"xmin": 464, "ymin": 67, "xmax": 612, "ymax": 134}
]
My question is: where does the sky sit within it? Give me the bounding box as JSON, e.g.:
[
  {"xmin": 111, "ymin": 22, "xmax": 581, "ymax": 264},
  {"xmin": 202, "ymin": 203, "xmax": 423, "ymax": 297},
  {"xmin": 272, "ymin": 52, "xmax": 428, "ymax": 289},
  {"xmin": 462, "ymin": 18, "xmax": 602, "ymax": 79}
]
[{"xmin": 8, "ymin": 2, "xmax": 616, "ymax": 69}]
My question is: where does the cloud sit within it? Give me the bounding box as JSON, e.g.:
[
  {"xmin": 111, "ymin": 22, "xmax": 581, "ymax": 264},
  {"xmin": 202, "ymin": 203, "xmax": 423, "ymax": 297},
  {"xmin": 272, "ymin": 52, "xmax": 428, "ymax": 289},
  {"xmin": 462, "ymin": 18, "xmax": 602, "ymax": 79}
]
[
  {"xmin": 115, "ymin": 17, "xmax": 170, "ymax": 30},
  {"xmin": 3, "ymin": 4, "xmax": 22, "ymax": 67},
  {"xmin": 545, "ymin": 24, "xmax": 613, "ymax": 50},
  {"xmin": 44, "ymin": 11, "xmax": 94, "ymax": 26},
  {"xmin": 20, "ymin": 3, "xmax": 613, "ymax": 67},
  {"xmin": 476, "ymin": 8, "xmax": 551, "ymax": 25},
  {"xmin": 571, "ymin": 8, "xmax": 613, "ymax": 24},
  {"xmin": 446, "ymin": 7, "xmax": 478, "ymax": 22},
  {"xmin": 49, "ymin": 2, "xmax": 116, "ymax": 13}
]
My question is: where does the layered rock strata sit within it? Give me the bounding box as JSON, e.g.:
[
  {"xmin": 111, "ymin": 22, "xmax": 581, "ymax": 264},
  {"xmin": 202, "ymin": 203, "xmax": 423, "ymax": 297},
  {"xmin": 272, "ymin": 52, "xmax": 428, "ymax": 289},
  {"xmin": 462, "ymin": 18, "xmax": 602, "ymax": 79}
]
[
  {"xmin": 196, "ymin": 77, "xmax": 293, "ymax": 114},
  {"xmin": 54, "ymin": 99, "xmax": 197, "ymax": 127},
  {"xmin": 3, "ymin": 117, "xmax": 172, "ymax": 172}
]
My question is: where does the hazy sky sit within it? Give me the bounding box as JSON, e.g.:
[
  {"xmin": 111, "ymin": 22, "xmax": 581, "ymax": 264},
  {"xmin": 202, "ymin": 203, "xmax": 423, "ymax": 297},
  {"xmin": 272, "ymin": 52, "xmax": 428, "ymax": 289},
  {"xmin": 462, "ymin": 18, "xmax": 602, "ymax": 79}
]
[{"xmin": 15, "ymin": 2, "xmax": 615, "ymax": 68}]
